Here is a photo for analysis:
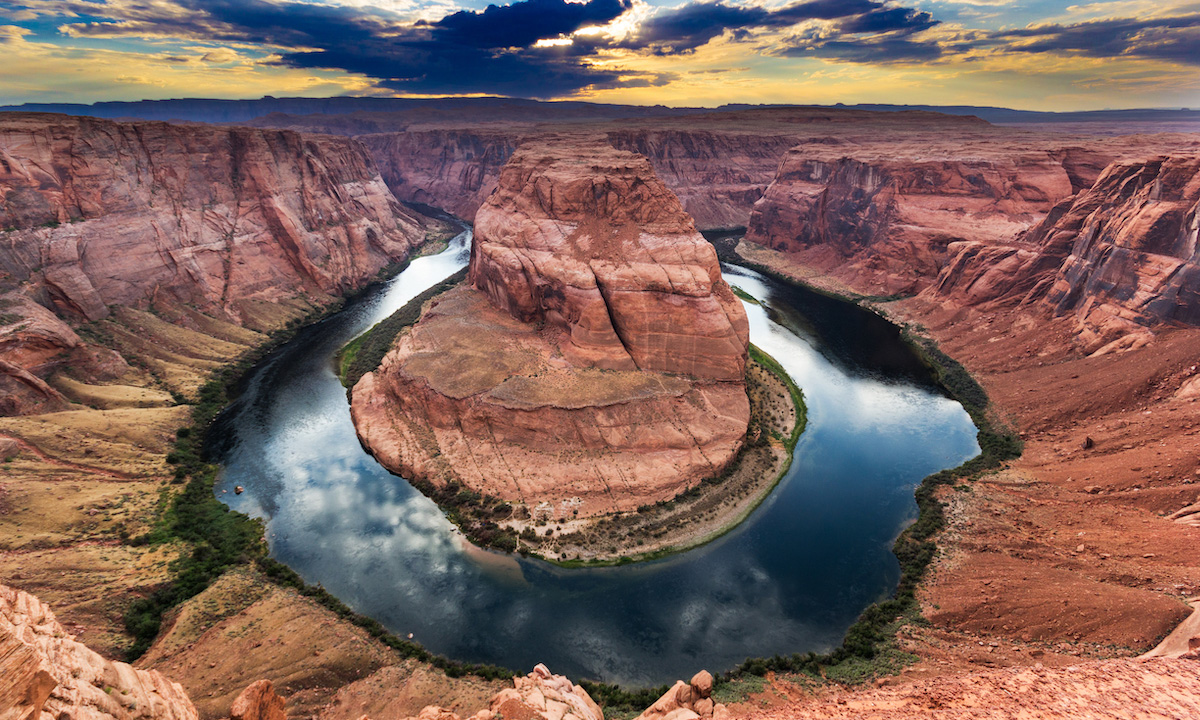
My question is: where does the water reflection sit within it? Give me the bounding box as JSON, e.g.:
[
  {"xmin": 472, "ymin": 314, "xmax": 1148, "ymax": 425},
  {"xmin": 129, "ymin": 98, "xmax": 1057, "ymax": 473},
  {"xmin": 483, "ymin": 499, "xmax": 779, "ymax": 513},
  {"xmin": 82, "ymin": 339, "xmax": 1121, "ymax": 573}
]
[{"xmin": 213, "ymin": 238, "xmax": 979, "ymax": 686}]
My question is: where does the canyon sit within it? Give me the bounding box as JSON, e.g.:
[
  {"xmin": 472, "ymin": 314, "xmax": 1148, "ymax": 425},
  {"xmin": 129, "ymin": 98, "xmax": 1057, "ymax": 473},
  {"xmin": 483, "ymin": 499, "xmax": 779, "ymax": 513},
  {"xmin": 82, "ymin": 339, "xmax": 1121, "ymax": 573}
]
[
  {"xmin": 2, "ymin": 100, "xmax": 1200, "ymax": 720},
  {"xmin": 350, "ymin": 140, "xmax": 752, "ymax": 523}
]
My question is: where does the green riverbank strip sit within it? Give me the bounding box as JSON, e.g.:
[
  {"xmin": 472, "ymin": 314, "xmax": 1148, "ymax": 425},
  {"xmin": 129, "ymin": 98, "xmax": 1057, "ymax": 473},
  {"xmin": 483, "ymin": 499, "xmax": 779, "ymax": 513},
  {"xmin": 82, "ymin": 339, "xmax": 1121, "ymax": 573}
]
[
  {"xmin": 704, "ymin": 244, "xmax": 1023, "ymax": 689},
  {"xmin": 122, "ymin": 238, "xmax": 515, "ymax": 682},
  {"xmin": 544, "ymin": 343, "xmax": 807, "ymax": 569},
  {"xmin": 338, "ymin": 267, "xmax": 468, "ymax": 387},
  {"xmin": 123, "ymin": 231, "xmax": 1021, "ymax": 715}
]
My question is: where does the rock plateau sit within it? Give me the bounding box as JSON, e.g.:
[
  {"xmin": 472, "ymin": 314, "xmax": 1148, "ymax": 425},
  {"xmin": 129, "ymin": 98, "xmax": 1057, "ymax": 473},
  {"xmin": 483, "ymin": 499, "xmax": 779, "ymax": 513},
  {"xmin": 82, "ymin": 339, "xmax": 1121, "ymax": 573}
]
[{"xmin": 351, "ymin": 140, "xmax": 750, "ymax": 517}]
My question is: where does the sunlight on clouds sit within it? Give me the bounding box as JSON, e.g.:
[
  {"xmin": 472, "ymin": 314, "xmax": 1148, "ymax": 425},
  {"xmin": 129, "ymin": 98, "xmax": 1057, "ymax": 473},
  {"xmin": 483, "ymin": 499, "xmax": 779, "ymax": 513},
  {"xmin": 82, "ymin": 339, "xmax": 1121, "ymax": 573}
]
[{"xmin": 0, "ymin": 29, "xmax": 376, "ymax": 103}]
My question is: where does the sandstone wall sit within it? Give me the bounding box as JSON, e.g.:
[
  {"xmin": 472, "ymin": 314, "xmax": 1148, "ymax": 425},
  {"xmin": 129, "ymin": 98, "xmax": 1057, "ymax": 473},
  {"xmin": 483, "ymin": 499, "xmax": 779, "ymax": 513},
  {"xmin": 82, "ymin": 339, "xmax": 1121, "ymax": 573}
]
[
  {"xmin": 0, "ymin": 113, "xmax": 423, "ymax": 323},
  {"xmin": 351, "ymin": 140, "xmax": 750, "ymax": 517}
]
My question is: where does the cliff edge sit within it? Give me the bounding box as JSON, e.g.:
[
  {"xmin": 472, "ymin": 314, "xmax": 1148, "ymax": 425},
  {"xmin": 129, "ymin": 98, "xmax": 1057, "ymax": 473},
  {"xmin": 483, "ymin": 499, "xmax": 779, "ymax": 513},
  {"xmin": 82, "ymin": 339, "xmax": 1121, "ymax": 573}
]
[{"xmin": 350, "ymin": 139, "xmax": 750, "ymax": 519}]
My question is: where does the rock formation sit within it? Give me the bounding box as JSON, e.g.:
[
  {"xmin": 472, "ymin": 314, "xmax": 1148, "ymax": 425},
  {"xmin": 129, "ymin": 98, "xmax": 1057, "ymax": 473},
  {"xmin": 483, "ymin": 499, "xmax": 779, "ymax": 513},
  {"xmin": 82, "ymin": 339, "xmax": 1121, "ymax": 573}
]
[
  {"xmin": 633, "ymin": 670, "xmax": 730, "ymax": 720},
  {"xmin": 351, "ymin": 140, "xmax": 750, "ymax": 517},
  {"xmin": 387, "ymin": 664, "xmax": 603, "ymax": 720},
  {"xmin": 744, "ymin": 143, "xmax": 1086, "ymax": 296},
  {"xmin": 0, "ymin": 112, "xmax": 425, "ymax": 414},
  {"xmin": 932, "ymin": 154, "xmax": 1200, "ymax": 351},
  {"xmin": 358, "ymin": 131, "xmax": 520, "ymax": 221},
  {"xmin": 228, "ymin": 681, "xmax": 286, "ymax": 720},
  {"xmin": 358, "ymin": 126, "xmax": 789, "ymax": 230},
  {"xmin": 0, "ymin": 113, "xmax": 423, "ymax": 323},
  {"xmin": 606, "ymin": 129, "xmax": 802, "ymax": 229},
  {"xmin": 0, "ymin": 584, "xmax": 197, "ymax": 720}
]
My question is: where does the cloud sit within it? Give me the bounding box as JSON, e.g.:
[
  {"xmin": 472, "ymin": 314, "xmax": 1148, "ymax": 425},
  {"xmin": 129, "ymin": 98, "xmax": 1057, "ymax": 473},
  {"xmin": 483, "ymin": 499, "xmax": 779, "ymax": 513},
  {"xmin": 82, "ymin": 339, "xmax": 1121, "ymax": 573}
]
[
  {"xmin": 430, "ymin": 0, "xmax": 632, "ymax": 48},
  {"xmin": 4, "ymin": 0, "xmax": 1200, "ymax": 103},
  {"xmin": 40, "ymin": 0, "xmax": 658, "ymax": 96},
  {"xmin": 994, "ymin": 13, "xmax": 1200, "ymax": 65},
  {"xmin": 618, "ymin": 0, "xmax": 913, "ymax": 54}
]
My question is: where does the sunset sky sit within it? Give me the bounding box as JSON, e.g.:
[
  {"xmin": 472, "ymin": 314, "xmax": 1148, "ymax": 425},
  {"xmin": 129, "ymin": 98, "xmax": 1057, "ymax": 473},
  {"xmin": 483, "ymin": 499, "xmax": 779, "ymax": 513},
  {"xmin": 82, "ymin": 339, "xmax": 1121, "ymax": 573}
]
[{"xmin": 1, "ymin": 0, "xmax": 1197, "ymax": 110}]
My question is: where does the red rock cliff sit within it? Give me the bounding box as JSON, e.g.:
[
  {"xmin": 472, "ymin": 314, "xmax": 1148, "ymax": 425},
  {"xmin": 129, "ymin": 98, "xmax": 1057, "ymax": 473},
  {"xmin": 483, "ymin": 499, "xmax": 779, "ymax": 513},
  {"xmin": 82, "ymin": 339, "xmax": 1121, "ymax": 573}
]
[
  {"xmin": 350, "ymin": 140, "xmax": 750, "ymax": 518},
  {"xmin": 744, "ymin": 143, "xmax": 1088, "ymax": 295},
  {"xmin": 933, "ymin": 154, "xmax": 1200, "ymax": 351},
  {"xmin": 0, "ymin": 113, "xmax": 424, "ymax": 324},
  {"xmin": 0, "ymin": 113, "xmax": 424, "ymax": 414},
  {"xmin": 469, "ymin": 140, "xmax": 749, "ymax": 380},
  {"xmin": 357, "ymin": 125, "xmax": 801, "ymax": 230}
]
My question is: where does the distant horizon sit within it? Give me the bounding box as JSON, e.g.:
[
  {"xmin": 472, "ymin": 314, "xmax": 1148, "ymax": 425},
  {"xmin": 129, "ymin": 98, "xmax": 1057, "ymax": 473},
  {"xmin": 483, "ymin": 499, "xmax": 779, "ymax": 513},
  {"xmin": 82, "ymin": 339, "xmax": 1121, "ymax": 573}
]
[{"xmin": 2, "ymin": 94, "xmax": 1197, "ymax": 117}]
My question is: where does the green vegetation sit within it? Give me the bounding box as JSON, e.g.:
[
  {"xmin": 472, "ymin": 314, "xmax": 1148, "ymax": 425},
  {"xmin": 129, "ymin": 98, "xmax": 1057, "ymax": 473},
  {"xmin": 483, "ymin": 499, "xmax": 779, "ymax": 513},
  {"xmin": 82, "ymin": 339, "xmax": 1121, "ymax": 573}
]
[
  {"xmin": 123, "ymin": 375, "xmax": 266, "ymax": 658},
  {"xmin": 256, "ymin": 557, "xmax": 514, "ymax": 680},
  {"xmin": 408, "ymin": 477, "xmax": 521, "ymax": 553},
  {"xmin": 703, "ymin": 251, "xmax": 1023, "ymax": 688},
  {"xmin": 730, "ymin": 285, "xmax": 761, "ymax": 305},
  {"xmin": 749, "ymin": 344, "xmax": 806, "ymax": 448},
  {"xmin": 338, "ymin": 268, "xmax": 468, "ymax": 387},
  {"xmin": 537, "ymin": 346, "xmax": 807, "ymax": 569},
  {"xmin": 579, "ymin": 681, "xmax": 672, "ymax": 719},
  {"xmin": 121, "ymin": 263, "xmax": 517, "ymax": 684}
]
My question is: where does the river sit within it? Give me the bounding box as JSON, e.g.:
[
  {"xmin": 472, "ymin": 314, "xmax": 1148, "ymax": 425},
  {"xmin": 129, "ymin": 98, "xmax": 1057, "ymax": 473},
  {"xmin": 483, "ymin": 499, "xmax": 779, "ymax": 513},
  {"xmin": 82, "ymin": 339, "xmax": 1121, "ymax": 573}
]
[{"xmin": 209, "ymin": 232, "xmax": 979, "ymax": 686}]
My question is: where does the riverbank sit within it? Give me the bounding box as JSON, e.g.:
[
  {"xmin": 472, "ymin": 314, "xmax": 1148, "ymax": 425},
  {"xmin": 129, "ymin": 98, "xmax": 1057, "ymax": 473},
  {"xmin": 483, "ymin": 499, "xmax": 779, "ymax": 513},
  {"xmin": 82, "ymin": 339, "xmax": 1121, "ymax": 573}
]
[
  {"xmin": 712, "ymin": 237, "xmax": 1200, "ymax": 692},
  {"xmin": 510, "ymin": 345, "xmax": 805, "ymax": 565}
]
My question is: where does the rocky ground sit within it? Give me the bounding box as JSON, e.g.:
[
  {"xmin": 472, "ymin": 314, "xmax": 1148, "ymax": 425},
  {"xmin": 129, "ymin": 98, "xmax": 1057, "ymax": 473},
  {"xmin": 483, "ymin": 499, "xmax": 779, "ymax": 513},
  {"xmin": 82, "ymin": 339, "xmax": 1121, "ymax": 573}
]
[
  {"xmin": 737, "ymin": 244, "xmax": 1200, "ymax": 677},
  {"xmin": 517, "ymin": 355, "xmax": 800, "ymax": 562}
]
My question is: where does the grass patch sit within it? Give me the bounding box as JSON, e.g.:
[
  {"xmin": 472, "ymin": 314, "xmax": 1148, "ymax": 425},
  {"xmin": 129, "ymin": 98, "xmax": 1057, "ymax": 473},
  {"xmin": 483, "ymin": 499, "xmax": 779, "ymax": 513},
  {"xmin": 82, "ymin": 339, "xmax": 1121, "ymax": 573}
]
[
  {"xmin": 338, "ymin": 267, "xmax": 468, "ymax": 387},
  {"xmin": 731, "ymin": 285, "xmax": 761, "ymax": 305},
  {"xmin": 749, "ymin": 344, "xmax": 806, "ymax": 449},
  {"xmin": 121, "ymin": 271, "xmax": 517, "ymax": 683}
]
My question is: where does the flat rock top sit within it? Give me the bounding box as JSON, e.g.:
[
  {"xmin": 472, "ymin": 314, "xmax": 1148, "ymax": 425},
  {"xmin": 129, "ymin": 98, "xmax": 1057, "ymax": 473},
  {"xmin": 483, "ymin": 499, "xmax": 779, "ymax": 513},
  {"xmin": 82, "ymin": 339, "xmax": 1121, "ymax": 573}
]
[{"xmin": 398, "ymin": 286, "xmax": 693, "ymax": 408}]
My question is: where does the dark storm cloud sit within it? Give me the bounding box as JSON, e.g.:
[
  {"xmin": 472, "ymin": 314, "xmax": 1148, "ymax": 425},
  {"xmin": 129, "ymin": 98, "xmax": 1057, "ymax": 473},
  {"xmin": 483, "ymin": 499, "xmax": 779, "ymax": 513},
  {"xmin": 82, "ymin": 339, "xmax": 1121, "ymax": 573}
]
[
  {"xmin": 994, "ymin": 14, "xmax": 1200, "ymax": 66},
  {"xmin": 621, "ymin": 0, "xmax": 916, "ymax": 53},
  {"xmin": 56, "ymin": 0, "xmax": 648, "ymax": 96},
  {"xmin": 432, "ymin": 0, "xmax": 631, "ymax": 49},
  {"xmin": 776, "ymin": 8, "xmax": 1200, "ymax": 66},
  {"xmin": 21, "ymin": 0, "xmax": 1200, "ymax": 96}
]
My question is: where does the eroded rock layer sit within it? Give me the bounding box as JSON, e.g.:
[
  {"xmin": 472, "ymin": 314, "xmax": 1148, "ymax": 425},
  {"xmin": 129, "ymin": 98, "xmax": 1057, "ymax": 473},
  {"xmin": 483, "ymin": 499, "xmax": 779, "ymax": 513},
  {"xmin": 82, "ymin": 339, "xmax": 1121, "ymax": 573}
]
[
  {"xmin": 744, "ymin": 143, "xmax": 1088, "ymax": 296},
  {"xmin": 0, "ymin": 113, "xmax": 423, "ymax": 323},
  {"xmin": 352, "ymin": 140, "xmax": 750, "ymax": 517},
  {"xmin": 934, "ymin": 155, "xmax": 1200, "ymax": 351},
  {"xmin": 0, "ymin": 112, "xmax": 424, "ymax": 414},
  {"xmin": 1, "ymin": 584, "xmax": 197, "ymax": 720}
]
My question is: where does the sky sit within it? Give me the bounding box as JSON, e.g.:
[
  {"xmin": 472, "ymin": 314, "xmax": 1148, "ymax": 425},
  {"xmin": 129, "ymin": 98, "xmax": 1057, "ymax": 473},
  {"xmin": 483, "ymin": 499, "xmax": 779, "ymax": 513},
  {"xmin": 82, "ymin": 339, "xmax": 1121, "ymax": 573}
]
[{"xmin": 0, "ymin": 0, "xmax": 1198, "ymax": 110}]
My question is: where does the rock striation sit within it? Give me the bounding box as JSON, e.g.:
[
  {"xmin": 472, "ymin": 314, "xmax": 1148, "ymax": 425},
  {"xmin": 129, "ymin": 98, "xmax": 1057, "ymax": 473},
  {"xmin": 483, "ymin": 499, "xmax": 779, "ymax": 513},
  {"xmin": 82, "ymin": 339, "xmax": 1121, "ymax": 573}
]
[
  {"xmin": 0, "ymin": 113, "xmax": 423, "ymax": 323},
  {"xmin": 351, "ymin": 140, "xmax": 750, "ymax": 517},
  {"xmin": 606, "ymin": 129, "xmax": 801, "ymax": 229},
  {"xmin": 744, "ymin": 144, "xmax": 1085, "ymax": 296},
  {"xmin": 0, "ymin": 112, "xmax": 425, "ymax": 414},
  {"xmin": 358, "ymin": 131, "xmax": 520, "ymax": 222},
  {"xmin": 932, "ymin": 154, "xmax": 1200, "ymax": 351},
  {"xmin": 0, "ymin": 584, "xmax": 197, "ymax": 720}
]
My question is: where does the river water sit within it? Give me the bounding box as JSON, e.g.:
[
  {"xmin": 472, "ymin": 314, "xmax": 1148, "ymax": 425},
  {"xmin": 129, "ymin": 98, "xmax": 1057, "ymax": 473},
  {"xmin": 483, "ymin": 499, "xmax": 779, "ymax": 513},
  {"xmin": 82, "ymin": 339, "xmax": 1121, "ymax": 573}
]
[{"xmin": 209, "ymin": 232, "xmax": 979, "ymax": 686}]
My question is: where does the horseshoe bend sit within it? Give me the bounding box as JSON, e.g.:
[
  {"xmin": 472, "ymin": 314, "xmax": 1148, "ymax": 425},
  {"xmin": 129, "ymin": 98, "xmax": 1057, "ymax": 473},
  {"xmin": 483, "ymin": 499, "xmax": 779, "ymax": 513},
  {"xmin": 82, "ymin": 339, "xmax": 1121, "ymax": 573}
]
[{"xmin": 2, "ymin": 95, "xmax": 1200, "ymax": 720}]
